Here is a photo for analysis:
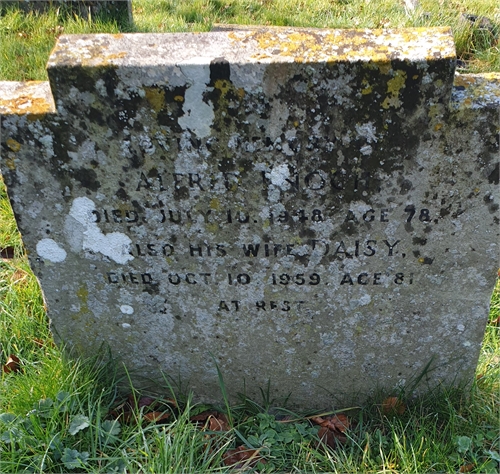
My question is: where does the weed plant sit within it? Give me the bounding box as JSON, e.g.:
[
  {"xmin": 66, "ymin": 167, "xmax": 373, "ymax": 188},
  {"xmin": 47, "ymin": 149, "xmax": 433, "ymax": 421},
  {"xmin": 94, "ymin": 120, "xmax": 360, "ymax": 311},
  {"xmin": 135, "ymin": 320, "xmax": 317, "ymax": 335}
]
[{"xmin": 0, "ymin": 0, "xmax": 499, "ymax": 81}]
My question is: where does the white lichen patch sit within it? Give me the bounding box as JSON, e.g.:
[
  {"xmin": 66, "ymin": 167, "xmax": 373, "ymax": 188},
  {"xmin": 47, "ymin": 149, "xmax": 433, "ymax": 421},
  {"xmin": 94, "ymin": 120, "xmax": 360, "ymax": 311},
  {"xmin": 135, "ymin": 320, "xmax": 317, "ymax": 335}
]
[
  {"xmin": 64, "ymin": 197, "xmax": 133, "ymax": 264},
  {"xmin": 268, "ymin": 164, "xmax": 292, "ymax": 189},
  {"xmin": 178, "ymin": 59, "xmax": 214, "ymax": 138},
  {"xmin": 36, "ymin": 238, "xmax": 67, "ymax": 263},
  {"xmin": 355, "ymin": 122, "xmax": 378, "ymax": 143},
  {"xmin": 120, "ymin": 305, "xmax": 134, "ymax": 314}
]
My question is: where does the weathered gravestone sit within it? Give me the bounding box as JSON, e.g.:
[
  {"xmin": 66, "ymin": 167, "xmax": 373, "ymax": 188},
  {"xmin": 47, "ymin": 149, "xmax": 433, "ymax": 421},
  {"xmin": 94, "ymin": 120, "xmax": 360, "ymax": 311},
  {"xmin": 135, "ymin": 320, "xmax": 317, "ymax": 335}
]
[{"xmin": 0, "ymin": 28, "xmax": 499, "ymax": 408}]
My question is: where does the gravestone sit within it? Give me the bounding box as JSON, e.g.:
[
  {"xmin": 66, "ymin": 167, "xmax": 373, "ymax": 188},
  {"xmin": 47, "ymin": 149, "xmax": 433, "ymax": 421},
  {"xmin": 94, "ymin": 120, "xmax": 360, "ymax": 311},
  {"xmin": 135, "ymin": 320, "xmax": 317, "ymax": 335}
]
[
  {"xmin": 1, "ymin": 28, "xmax": 499, "ymax": 408},
  {"xmin": 0, "ymin": 0, "xmax": 132, "ymax": 23}
]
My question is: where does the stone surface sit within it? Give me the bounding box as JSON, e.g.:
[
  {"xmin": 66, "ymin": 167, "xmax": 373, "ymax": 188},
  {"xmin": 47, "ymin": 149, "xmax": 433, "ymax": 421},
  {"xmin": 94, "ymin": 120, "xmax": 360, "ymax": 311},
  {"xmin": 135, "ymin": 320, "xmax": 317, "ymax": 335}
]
[{"xmin": 0, "ymin": 28, "xmax": 499, "ymax": 408}]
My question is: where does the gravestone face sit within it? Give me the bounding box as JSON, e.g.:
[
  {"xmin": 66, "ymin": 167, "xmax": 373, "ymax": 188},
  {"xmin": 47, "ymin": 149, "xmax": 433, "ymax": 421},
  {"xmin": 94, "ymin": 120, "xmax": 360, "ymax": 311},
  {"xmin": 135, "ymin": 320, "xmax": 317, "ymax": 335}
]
[{"xmin": 1, "ymin": 28, "xmax": 499, "ymax": 408}]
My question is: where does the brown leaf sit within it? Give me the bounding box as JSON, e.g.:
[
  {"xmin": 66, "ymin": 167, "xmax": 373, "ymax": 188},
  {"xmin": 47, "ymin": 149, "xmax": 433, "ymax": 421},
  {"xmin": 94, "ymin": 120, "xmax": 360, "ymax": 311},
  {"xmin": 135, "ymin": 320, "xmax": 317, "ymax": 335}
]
[
  {"xmin": 143, "ymin": 411, "xmax": 170, "ymax": 423},
  {"xmin": 381, "ymin": 396, "xmax": 406, "ymax": 415},
  {"xmin": 0, "ymin": 247, "xmax": 15, "ymax": 259},
  {"xmin": 32, "ymin": 338, "xmax": 55, "ymax": 348},
  {"xmin": 208, "ymin": 413, "xmax": 231, "ymax": 432},
  {"xmin": 317, "ymin": 426, "xmax": 347, "ymax": 449},
  {"xmin": 110, "ymin": 394, "xmax": 175, "ymax": 424},
  {"xmin": 190, "ymin": 410, "xmax": 218, "ymax": 422},
  {"xmin": 126, "ymin": 394, "xmax": 157, "ymax": 410},
  {"xmin": 311, "ymin": 414, "xmax": 350, "ymax": 433},
  {"xmin": 310, "ymin": 416, "xmax": 325, "ymax": 425},
  {"xmin": 2, "ymin": 354, "xmax": 21, "ymax": 374},
  {"xmin": 459, "ymin": 463, "xmax": 475, "ymax": 473},
  {"xmin": 223, "ymin": 445, "xmax": 265, "ymax": 468},
  {"xmin": 327, "ymin": 414, "xmax": 350, "ymax": 432}
]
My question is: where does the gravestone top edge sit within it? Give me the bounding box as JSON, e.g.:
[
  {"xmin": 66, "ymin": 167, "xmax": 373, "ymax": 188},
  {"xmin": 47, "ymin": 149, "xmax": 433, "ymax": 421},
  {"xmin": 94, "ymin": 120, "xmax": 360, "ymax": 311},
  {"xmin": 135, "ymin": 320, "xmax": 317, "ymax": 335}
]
[
  {"xmin": 451, "ymin": 73, "xmax": 500, "ymax": 109},
  {"xmin": 0, "ymin": 81, "xmax": 55, "ymax": 116},
  {"xmin": 47, "ymin": 27, "xmax": 456, "ymax": 71},
  {"xmin": 2, "ymin": 72, "xmax": 499, "ymax": 117}
]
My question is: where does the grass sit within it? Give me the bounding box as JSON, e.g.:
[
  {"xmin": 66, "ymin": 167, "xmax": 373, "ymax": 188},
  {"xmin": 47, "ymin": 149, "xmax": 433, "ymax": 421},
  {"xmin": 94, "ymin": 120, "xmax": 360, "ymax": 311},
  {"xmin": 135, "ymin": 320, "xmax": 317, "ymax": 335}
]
[
  {"xmin": 0, "ymin": 0, "xmax": 499, "ymax": 472},
  {"xmin": 0, "ymin": 0, "xmax": 499, "ymax": 81}
]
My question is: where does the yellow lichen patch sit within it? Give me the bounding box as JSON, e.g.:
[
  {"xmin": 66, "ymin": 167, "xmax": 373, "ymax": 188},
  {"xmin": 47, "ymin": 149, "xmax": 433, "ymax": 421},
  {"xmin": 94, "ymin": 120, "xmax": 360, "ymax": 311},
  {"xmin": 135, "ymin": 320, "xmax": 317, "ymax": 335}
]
[
  {"xmin": 434, "ymin": 123, "xmax": 443, "ymax": 131},
  {"xmin": 428, "ymin": 104, "xmax": 441, "ymax": 118},
  {"xmin": 250, "ymin": 31, "xmax": 326, "ymax": 61},
  {"xmin": 251, "ymin": 53, "xmax": 271, "ymax": 60},
  {"xmin": 0, "ymin": 96, "xmax": 53, "ymax": 116},
  {"xmin": 6, "ymin": 138, "xmax": 21, "ymax": 152},
  {"xmin": 377, "ymin": 61, "xmax": 392, "ymax": 75},
  {"xmin": 215, "ymin": 79, "xmax": 231, "ymax": 95},
  {"xmin": 209, "ymin": 198, "xmax": 221, "ymax": 210},
  {"xmin": 361, "ymin": 79, "xmax": 372, "ymax": 95},
  {"xmin": 381, "ymin": 70, "xmax": 407, "ymax": 109},
  {"xmin": 174, "ymin": 95, "xmax": 184, "ymax": 102},
  {"xmin": 206, "ymin": 223, "xmax": 219, "ymax": 234},
  {"xmin": 73, "ymin": 48, "xmax": 127, "ymax": 68},
  {"xmin": 387, "ymin": 70, "xmax": 407, "ymax": 95},
  {"xmin": 76, "ymin": 285, "xmax": 90, "ymax": 314},
  {"xmin": 144, "ymin": 87, "xmax": 165, "ymax": 113},
  {"xmin": 454, "ymin": 75, "xmax": 477, "ymax": 88},
  {"xmin": 104, "ymin": 52, "xmax": 127, "ymax": 61},
  {"xmin": 253, "ymin": 31, "xmax": 281, "ymax": 50},
  {"xmin": 76, "ymin": 285, "xmax": 88, "ymax": 304},
  {"xmin": 4, "ymin": 154, "xmax": 16, "ymax": 170}
]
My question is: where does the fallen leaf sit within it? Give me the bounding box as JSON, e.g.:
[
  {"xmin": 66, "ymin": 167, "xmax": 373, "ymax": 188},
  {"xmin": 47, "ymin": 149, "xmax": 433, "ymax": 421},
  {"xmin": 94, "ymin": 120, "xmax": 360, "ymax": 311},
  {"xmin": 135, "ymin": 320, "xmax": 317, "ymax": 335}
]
[
  {"xmin": 126, "ymin": 394, "xmax": 156, "ymax": 410},
  {"xmin": 317, "ymin": 426, "xmax": 347, "ymax": 448},
  {"xmin": 2, "ymin": 354, "xmax": 21, "ymax": 374},
  {"xmin": 109, "ymin": 394, "xmax": 176, "ymax": 424},
  {"xmin": 191, "ymin": 411, "xmax": 231, "ymax": 431},
  {"xmin": 0, "ymin": 247, "xmax": 15, "ymax": 259},
  {"xmin": 223, "ymin": 445, "xmax": 265, "ymax": 468},
  {"xmin": 143, "ymin": 411, "xmax": 170, "ymax": 423},
  {"xmin": 311, "ymin": 413, "xmax": 350, "ymax": 449},
  {"xmin": 32, "ymin": 338, "xmax": 55, "ymax": 348},
  {"xmin": 381, "ymin": 397, "xmax": 406, "ymax": 415},
  {"xmin": 190, "ymin": 410, "xmax": 219, "ymax": 422},
  {"xmin": 208, "ymin": 413, "xmax": 231, "ymax": 432},
  {"xmin": 311, "ymin": 414, "xmax": 350, "ymax": 433},
  {"xmin": 459, "ymin": 463, "xmax": 475, "ymax": 473}
]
